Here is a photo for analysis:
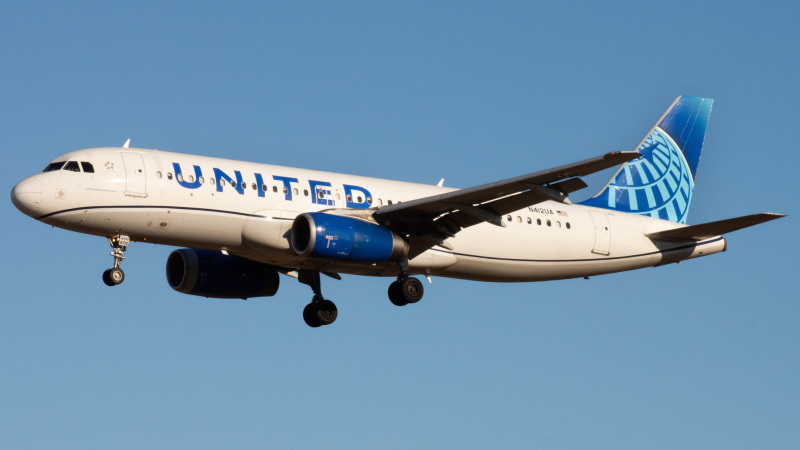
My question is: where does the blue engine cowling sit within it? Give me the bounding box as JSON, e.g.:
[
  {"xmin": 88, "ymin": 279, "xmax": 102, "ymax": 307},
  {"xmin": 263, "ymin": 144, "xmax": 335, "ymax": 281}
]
[
  {"xmin": 290, "ymin": 212, "xmax": 408, "ymax": 262},
  {"xmin": 166, "ymin": 249, "xmax": 280, "ymax": 299}
]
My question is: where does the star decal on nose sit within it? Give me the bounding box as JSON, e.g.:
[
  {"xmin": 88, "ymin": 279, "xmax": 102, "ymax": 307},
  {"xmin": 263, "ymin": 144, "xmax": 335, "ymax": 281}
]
[{"xmin": 105, "ymin": 162, "xmax": 114, "ymax": 170}]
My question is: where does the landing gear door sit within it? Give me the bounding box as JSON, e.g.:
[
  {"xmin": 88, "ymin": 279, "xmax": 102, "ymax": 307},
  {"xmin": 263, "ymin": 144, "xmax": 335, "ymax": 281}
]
[
  {"xmin": 589, "ymin": 210, "xmax": 611, "ymax": 256},
  {"xmin": 121, "ymin": 152, "xmax": 147, "ymax": 198}
]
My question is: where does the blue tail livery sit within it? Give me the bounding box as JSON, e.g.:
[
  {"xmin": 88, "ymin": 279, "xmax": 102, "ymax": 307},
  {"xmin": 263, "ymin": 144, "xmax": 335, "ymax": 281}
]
[{"xmin": 581, "ymin": 96, "xmax": 713, "ymax": 223}]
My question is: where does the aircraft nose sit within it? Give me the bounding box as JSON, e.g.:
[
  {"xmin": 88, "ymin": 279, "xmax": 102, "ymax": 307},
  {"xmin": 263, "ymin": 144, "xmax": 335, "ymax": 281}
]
[{"xmin": 11, "ymin": 178, "xmax": 43, "ymax": 218}]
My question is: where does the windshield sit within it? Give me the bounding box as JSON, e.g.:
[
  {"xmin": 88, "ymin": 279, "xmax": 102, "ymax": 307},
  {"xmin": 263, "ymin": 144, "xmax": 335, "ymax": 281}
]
[{"xmin": 42, "ymin": 161, "xmax": 66, "ymax": 172}]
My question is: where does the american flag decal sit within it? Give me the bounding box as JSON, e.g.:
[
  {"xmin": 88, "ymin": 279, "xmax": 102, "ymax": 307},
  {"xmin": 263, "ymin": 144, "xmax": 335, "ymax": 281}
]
[{"xmin": 557, "ymin": 210, "xmax": 568, "ymax": 217}]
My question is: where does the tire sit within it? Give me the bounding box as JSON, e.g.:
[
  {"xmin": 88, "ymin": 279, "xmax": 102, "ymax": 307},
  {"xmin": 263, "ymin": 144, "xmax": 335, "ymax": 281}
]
[
  {"xmin": 303, "ymin": 303, "xmax": 322, "ymax": 328},
  {"xmin": 102, "ymin": 269, "xmax": 114, "ymax": 286},
  {"xmin": 102, "ymin": 268, "xmax": 124, "ymax": 286},
  {"xmin": 388, "ymin": 280, "xmax": 408, "ymax": 306},
  {"xmin": 401, "ymin": 277, "xmax": 424, "ymax": 304}
]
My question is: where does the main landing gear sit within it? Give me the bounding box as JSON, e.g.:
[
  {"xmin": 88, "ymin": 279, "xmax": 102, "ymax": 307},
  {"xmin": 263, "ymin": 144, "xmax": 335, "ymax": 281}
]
[
  {"xmin": 388, "ymin": 276, "xmax": 424, "ymax": 306},
  {"xmin": 297, "ymin": 263, "xmax": 424, "ymax": 328},
  {"xmin": 388, "ymin": 259, "xmax": 424, "ymax": 307},
  {"xmin": 102, "ymin": 234, "xmax": 130, "ymax": 286},
  {"xmin": 299, "ymin": 270, "xmax": 338, "ymax": 328}
]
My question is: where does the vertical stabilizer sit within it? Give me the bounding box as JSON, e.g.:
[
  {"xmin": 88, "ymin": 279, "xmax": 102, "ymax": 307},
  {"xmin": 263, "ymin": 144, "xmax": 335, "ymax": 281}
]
[{"xmin": 580, "ymin": 96, "xmax": 713, "ymax": 223}]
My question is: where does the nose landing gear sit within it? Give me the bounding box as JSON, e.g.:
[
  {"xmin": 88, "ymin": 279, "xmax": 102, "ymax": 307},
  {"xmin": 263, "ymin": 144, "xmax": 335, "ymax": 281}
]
[{"xmin": 102, "ymin": 234, "xmax": 130, "ymax": 286}]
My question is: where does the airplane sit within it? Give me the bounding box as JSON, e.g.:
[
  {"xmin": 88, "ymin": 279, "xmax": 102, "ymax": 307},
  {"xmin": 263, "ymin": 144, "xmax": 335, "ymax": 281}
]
[{"xmin": 10, "ymin": 96, "xmax": 784, "ymax": 327}]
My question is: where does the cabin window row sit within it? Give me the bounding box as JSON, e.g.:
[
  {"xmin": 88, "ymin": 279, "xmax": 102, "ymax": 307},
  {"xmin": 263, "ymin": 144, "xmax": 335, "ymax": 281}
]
[
  {"xmin": 506, "ymin": 214, "xmax": 571, "ymax": 229},
  {"xmin": 155, "ymin": 170, "xmax": 399, "ymax": 206}
]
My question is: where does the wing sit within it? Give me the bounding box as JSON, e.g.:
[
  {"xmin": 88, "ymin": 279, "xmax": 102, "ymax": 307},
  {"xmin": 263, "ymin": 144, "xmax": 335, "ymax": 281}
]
[
  {"xmin": 646, "ymin": 213, "xmax": 785, "ymax": 242},
  {"xmin": 373, "ymin": 151, "xmax": 640, "ymax": 247}
]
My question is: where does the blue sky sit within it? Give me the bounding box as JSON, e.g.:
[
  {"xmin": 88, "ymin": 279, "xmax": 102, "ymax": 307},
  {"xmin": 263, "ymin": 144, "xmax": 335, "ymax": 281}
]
[{"xmin": 2, "ymin": 1, "xmax": 798, "ymax": 448}]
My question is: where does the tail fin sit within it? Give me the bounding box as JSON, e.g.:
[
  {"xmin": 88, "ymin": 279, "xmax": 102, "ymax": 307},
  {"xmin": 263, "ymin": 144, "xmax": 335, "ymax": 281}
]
[{"xmin": 580, "ymin": 96, "xmax": 713, "ymax": 223}]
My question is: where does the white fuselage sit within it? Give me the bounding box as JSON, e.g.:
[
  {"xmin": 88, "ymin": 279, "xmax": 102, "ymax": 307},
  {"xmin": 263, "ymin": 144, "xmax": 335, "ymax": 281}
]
[{"xmin": 12, "ymin": 147, "xmax": 727, "ymax": 281}]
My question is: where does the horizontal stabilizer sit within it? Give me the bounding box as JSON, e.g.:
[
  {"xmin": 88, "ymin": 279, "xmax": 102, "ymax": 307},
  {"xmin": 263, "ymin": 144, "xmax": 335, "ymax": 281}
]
[{"xmin": 646, "ymin": 213, "xmax": 785, "ymax": 242}]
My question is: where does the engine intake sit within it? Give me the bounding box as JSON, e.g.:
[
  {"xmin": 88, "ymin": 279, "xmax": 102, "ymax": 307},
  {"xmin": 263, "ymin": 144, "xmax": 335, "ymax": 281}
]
[
  {"xmin": 290, "ymin": 212, "xmax": 408, "ymax": 262},
  {"xmin": 166, "ymin": 248, "xmax": 280, "ymax": 299}
]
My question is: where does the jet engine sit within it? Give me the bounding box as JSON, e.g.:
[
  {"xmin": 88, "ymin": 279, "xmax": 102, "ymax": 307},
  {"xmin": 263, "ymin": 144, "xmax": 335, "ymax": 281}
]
[
  {"xmin": 166, "ymin": 249, "xmax": 280, "ymax": 299},
  {"xmin": 290, "ymin": 212, "xmax": 408, "ymax": 262}
]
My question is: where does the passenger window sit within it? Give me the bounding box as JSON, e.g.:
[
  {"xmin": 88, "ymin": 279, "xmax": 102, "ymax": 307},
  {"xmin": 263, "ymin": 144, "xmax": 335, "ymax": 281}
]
[
  {"xmin": 167, "ymin": 173, "xmax": 173, "ymax": 180},
  {"xmin": 273, "ymin": 186, "xmax": 278, "ymax": 193},
  {"xmin": 556, "ymin": 221, "xmax": 561, "ymax": 228},
  {"xmin": 293, "ymin": 188, "xmax": 298, "ymax": 196},
  {"xmin": 81, "ymin": 162, "xmax": 95, "ymax": 173},
  {"xmin": 388, "ymin": 200, "xmax": 393, "ymax": 205},
  {"xmin": 357, "ymin": 196, "xmax": 363, "ymax": 203},
  {"xmin": 517, "ymin": 216, "xmax": 522, "ymax": 223},
  {"xmin": 347, "ymin": 195, "xmax": 352, "ymax": 202},
  {"xmin": 506, "ymin": 215, "xmax": 512, "ymax": 222},
  {"xmin": 526, "ymin": 217, "xmax": 532, "ymax": 224},
  {"xmin": 283, "ymin": 187, "xmax": 288, "ymax": 194},
  {"xmin": 177, "ymin": 173, "xmax": 184, "ymax": 182},
  {"xmin": 156, "ymin": 171, "xmax": 162, "ymax": 179},
  {"xmin": 262, "ymin": 184, "xmax": 267, "ymax": 192},
  {"xmin": 367, "ymin": 197, "xmax": 372, "ymax": 205},
  {"xmin": 64, "ymin": 161, "xmax": 81, "ymax": 172},
  {"xmin": 252, "ymin": 183, "xmax": 257, "ymax": 190},
  {"xmin": 42, "ymin": 161, "xmax": 66, "ymax": 172},
  {"xmin": 188, "ymin": 175, "xmax": 194, "ymax": 183},
  {"xmin": 336, "ymin": 193, "xmax": 341, "ymax": 200},
  {"xmin": 210, "ymin": 178, "xmax": 215, "ymax": 185},
  {"xmin": 546, "ymin": 220, "xmax": 551, "ymax": 227},
  {"xmin": 537, "ymin": 218, "xmax": 542, "ymax": 225},
  {"xmin": 566, "ymin": 222, "xmax": 571, "ymax": 229},
  {"xmin": 199, "ymin": 177, "xmax": 204, "ymax": 184},
  {"xmin": 304, "ymin": 189, "xmax": 309, "ymax": 197}
]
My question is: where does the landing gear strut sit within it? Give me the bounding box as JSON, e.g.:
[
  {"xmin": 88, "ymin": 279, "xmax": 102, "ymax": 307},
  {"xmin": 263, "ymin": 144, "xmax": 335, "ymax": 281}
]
[
  {"xmin": 388, "ymin": 260, "xmax": 424, "ymax": 306},
  {"xmin": 102, "ymin": 234, "xmax": 129, "ymax": 286},
  {"xmin": 299, "ymin": 270, "xmax": 338, "ymax": 328}
]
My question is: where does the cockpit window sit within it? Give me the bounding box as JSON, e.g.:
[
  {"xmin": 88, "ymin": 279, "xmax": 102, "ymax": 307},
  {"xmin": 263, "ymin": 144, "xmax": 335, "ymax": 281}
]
[
  {"xmin": 43, "ymin": 161, "xmax": 66, "ymax": 172},
  {"xmin": 63, "ymin": 161, "xmax": 81, "ymax": 172},
  {"xmin": 81, "ymin": 162, "xmax": 95, "ymax": 173}
]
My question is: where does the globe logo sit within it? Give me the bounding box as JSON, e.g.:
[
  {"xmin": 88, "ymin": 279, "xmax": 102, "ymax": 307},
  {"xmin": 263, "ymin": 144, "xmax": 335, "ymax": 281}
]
[{"xmin": 607, "ymin": 127, "xmax": 694, "ymax": 223}]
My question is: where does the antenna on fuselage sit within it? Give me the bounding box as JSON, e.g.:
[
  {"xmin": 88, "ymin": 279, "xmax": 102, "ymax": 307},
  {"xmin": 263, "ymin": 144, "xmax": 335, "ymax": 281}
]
[{"xmin": 122, "ymin": 139, "xmax": 131, "ymax": 148}]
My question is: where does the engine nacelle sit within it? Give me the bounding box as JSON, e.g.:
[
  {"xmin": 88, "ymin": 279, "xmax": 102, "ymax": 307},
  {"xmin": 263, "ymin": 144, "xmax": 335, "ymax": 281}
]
[
  {"xmin": 290, "ymin": 212, "xmax": 408, "ymax": 262},
  {"xmin": 166, "ymin": 249, "xmax": 280, "ymax": 299}
]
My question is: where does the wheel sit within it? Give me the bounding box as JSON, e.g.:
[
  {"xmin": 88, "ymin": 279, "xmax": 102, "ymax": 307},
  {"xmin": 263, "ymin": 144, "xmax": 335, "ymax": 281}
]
[
  {"xmin": 388, "ymin": 280, "xmax": 408, "ymax": 306},
  {"xmin": 400, "ymin": 277, "xmax": 423, "ymax": 304},
  {"xmin": 303, "ymin": 303, "xmax": 322, "ymax": 328},
  {"xmin": 316, "ymin": 299, "xmax": 338, "ymax": 326},
  {"xmin": 303, "ymin": 300, "xmax": 337, "ymax": 327},
  {"xmin": 102, "ymin": 268, "xmax": 125, "ymax": 286}
]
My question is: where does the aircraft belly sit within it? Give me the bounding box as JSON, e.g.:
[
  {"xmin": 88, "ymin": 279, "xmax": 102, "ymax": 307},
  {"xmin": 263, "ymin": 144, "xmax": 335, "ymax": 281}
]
[{"xmin": 44, "ymin": 208, "xmax": 245, "ymax": 249}]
